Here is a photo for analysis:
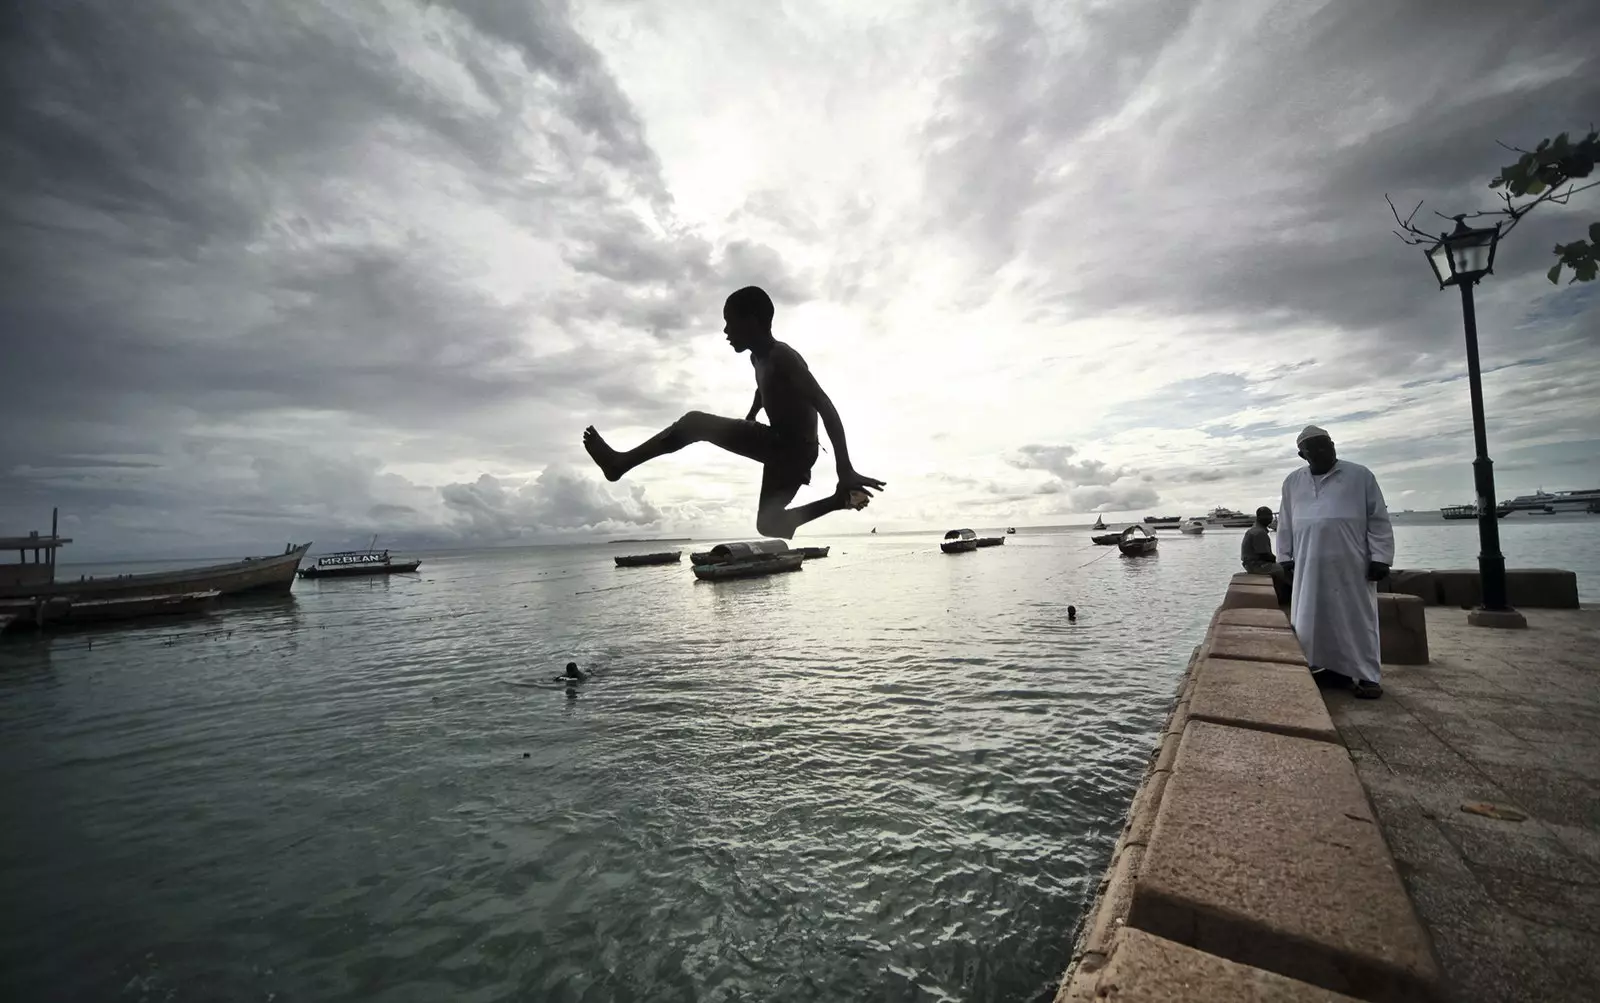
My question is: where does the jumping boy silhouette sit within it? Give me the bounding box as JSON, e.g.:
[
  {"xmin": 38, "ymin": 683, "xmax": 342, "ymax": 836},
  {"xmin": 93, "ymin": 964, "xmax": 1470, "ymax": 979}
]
[{"xmin": 582, "ymin": 286, "xmax": 884, "ymax": 539}]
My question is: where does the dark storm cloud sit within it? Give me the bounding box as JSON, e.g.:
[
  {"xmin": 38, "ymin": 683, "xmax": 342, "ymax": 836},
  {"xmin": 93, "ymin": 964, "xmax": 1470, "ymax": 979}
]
[
  {"xmin": 925, "ymin": 0, "xmax": 1600, "ymax": 346},
  {"xmin": 0, "ymin": 0, "xmax": 807, "ymax": 545}
]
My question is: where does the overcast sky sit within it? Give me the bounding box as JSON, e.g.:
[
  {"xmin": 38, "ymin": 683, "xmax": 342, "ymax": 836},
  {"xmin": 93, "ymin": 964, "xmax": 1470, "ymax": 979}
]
[{"xmin": 3, "ymin": 0, "xmax": 1597, "ymax": 558}]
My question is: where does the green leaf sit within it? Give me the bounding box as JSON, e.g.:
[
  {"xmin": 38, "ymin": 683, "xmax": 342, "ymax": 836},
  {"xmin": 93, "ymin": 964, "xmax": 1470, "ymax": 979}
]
[
  {"xmin": 1589, "ymin": 221, "xmax": 1600, "ymax": 244},
  {"xmin": 1548, "ymin": 263, "xmax": 1563, "ymax": 284},
  {"xmin": 1574, "ymin": 259, "xmax": 1599, "ymax": 283},
  {"xmin": 1525, "ymin": 179, "xmax": 1547, "ymax": 195}
]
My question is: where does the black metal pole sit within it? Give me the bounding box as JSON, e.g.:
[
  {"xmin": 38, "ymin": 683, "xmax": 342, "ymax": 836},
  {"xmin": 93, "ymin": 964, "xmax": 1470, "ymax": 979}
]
[{"xmin": 1459, "ymin": 280, "xmax": 1509, "ymax": 611}]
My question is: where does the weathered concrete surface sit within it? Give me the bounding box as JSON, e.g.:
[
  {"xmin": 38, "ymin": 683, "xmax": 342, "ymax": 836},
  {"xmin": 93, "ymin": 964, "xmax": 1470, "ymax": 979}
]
[
  {"xmin": 1062, "ymin": 928, "xmax": 1367, "ymax": 1002},
  {"xmin": 1378, "ymin": 592, "xmax": 1430, "ymax": 665},
  {"xmin": 1128, "ymin": 721, "xmax": 1440, "ymax": 1002},
  {"xmin": 1232, "ymin": 572, "xmax": 1275, "ymax": 587},
  {"xmin": 1222, "ymin": 581, "xmax": 1281, "ymax": 611},
  {"xmin": 1324, "ymin": 607, "xmax": 1600, "ymax": 1003},
  {"xmin": 1215, "ymin": 607, "xmax": 1292, "ymax": 630},
  {"xmin": 1187, "ymin": 656, "xmax": 1340, "ymax": 744},
  {"xmin": 1202, "ymin": 623, "xmax": 1308, "ymax": 665}
]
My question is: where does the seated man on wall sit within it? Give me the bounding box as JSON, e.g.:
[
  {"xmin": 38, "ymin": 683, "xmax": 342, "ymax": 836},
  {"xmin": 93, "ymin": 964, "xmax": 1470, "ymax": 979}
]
[{"xmin": 1240, "ymin": 506, "xmax": 1290, "ymax": 605}]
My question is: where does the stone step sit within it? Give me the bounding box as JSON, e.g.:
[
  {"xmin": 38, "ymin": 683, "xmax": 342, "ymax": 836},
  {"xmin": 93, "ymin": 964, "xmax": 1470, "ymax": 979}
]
[
  {"xmin": 1187, "ymin": 656, "xmax": 1339, "ymax": 744},
  {"xmin": 1126, "ymin": 720, "xmax": 1441, "ymax": 1002}
]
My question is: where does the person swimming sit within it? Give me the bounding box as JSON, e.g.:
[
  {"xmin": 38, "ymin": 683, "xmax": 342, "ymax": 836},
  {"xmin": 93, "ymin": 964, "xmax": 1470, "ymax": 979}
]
[
  {"xmin": 553, "ymin": 661, "xmax": 589, "ymax": 684},
  {"xmin": 1067, "ymin": 605, "xmax": 1077, "ymax": 622}
]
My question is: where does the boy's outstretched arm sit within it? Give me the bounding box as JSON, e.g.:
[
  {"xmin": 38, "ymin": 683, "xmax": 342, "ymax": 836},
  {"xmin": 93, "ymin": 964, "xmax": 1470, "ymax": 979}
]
[{"xmin": 784, "ymin": 356, "xmax": 885, "ymax": 495}]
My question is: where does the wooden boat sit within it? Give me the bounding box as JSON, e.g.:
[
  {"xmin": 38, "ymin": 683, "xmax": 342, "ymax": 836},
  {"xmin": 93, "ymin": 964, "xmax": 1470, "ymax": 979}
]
[
  {"xmin": 975, "ymin": 536, "xmax": 1005, "ymax": 547},
  {"xmin": 614, "ymin": 551, "xmax": 682, "ymax": 567},
  {"xmin": 2, "ymin": 510, "xmax": 309, "ymax": 602},
  {"xmin": 1118, "ymin": 525, "xmax": 1158, "ymax": 557},
  {"xmin": 796, "ymin": 546, "xmax": 830, "ymax": 560},
  {"xmin": 692, "ymin": 552, "xmax": 804, "ymax": 581},
  {"xmin": 2, "ymin": 590, "xmax": 219, "ymax": 631},
  {"xmin": 299, "ymin": 542, "xmax": 421, "ymax": 579},
  {"xmin": 1092, "ymin": 532, "xmax": 1122, "ymax": 546},
  {"xmin": 690, "ymin": 540, "xmax": 790, "ymax": 565},
  {"xmin": 941, "ymin": 529, "xmax": 978, "ymax": 554},
  {"xmin": 1092, "ymin": 515, "xmax": 1107, "ymax": 530},
  {"xmin": 1006, "ymin": 527, "xmax": 1016, "ymax": 534}
]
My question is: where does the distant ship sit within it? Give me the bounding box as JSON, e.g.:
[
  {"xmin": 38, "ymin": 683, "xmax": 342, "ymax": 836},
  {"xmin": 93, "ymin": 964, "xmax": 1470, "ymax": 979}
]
[
  {"xmin": 1142, "ymin": 515, "xmax": 1181, "ymax": 529},
  {"xmin": 1500, "ymin": 488, "xmax": 1600, "ymax": 513},
  {"xmin": 1204, "ymin": 507, "xmax": 1256, "ymax": 528}
]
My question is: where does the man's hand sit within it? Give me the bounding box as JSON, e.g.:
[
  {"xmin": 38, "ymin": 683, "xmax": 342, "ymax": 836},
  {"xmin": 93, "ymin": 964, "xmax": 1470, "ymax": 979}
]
[
  {"xmin": 838, "ymin": 468, "xmax": 885, "ymax": 496},
  {"xmin": 1366, "ymin": 561, "xmax": 1390, "ymax": 582}
]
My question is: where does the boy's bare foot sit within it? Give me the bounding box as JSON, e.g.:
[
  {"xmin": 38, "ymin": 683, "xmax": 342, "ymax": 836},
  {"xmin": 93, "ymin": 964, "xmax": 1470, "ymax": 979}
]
[{"xmin": 582, "ymin": 426, "xmax": 625, "ymax": 482}]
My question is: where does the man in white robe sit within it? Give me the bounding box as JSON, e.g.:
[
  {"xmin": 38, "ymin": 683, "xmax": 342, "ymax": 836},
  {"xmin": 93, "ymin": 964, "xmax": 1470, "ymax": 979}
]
[{"xmin": 1277, "ymin": 426, "xmax": 1395, "ymax": 698}]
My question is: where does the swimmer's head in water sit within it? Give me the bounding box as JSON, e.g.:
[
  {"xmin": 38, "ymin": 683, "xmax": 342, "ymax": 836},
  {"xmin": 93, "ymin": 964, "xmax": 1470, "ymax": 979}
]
[
  {"xmin": 1067, "ymin": 605, "xmax": 1077, "ymax": 619},
  {"xmin": 564, "ymin": 662, "xmax": 581, "ymax": 678}
]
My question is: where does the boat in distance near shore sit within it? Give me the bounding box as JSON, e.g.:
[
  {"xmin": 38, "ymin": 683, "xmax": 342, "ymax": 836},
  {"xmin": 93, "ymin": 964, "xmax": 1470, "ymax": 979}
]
[
  {"xmin": 614, "ymin": 551, "xmax": 682, "ymax": 567},
  {"xmin": 941, "ymin": 529, "xmax": 978, "ymax": 554},
  {"xmin": 1441, "ymin": 503, "xmax": 1511, "ymax": 520},
  {"xmin": 298, "ymin": 538, "xmax": 420, "ymax": 579},
  {"xmin": 975, "ymin": 536, "xmax": 1005, "ymax": 547},
  {"xmin": 2, "ymin": 511, "xmax": 309, "ymax": 602},
  {"xmin": 1118, "ymin": 525, "xmax": 1158, "ymax": 557}
]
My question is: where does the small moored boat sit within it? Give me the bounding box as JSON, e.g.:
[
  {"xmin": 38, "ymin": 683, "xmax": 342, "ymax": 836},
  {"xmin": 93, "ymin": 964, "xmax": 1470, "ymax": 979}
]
[
  {"xmin": 615, "ymin": 551, "xmax": 682, "ymax": 567},
  {"xmin": 941, "ymin": 529, "xmax": 978, "ymax": 554},
  {"xmin": 298, "ymin": 539, "xmax": 420, "ymax": 579},
  {"xmin": 691, "ymin": 544, "xmax": 805, "ymax": 581},
  {"xmin": 796, "ymin": 546, "xmax": 830, "ymax": 560},
  {"xmin": 1118, "ymin": 525, "xmax": 1158, "ymax": 557},
  {"xmin": 975, "ymin": 536, "xmax": 1005, "ymax": 547},
  {"xmin": 1179, "ymin": 519, "xmax": 1205, "ymax": 535},
  {"xmin": 2, "ymin": 590, "xmax": 219, "ymax": 631},
  {"xmin": 1006, "ymin": 527, "xmax": 1016, "ymax": 534},
  {"xmin": 690, "ymin": 539, "xmax": 790, "ymax": 565}
]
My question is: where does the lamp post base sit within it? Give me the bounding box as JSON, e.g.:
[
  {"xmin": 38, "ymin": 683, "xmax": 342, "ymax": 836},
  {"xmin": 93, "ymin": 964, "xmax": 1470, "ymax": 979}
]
[{"xmin": 1467, "ymin": 607, "xmax": 1527, "ymax": 629}]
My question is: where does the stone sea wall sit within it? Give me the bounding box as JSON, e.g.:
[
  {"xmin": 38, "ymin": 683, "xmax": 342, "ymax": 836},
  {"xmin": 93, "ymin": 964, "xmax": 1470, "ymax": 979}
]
[{"xmin": 1053, "ymin": 573, "xmax": 1442, "ymax": 1002}]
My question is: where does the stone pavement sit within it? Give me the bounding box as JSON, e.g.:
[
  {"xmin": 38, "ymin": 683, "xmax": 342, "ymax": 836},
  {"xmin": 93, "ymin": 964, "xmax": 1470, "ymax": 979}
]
[{"xmin": 1324, "ymin": 607, "xmax": 1600, "ymax": 1003}]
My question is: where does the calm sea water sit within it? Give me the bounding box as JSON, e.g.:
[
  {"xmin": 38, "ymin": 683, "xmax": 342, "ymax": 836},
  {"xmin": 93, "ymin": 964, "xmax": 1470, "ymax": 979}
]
[{"xmin": 2, "ymin": 518, "xmax": 1595, "ymax": 1002}]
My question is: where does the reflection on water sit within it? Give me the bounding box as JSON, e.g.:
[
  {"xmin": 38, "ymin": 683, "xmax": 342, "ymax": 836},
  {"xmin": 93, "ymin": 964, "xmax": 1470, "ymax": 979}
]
[{"xmin": 1, "ymin": 522, "xmax": 1593, "ymax": 1001}]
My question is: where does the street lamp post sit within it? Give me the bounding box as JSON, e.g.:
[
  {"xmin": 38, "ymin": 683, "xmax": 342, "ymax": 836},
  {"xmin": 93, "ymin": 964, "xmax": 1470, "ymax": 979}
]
[{"xmin": 1424, "ymin": 216, "xmax": 1523, "ymax": 626}]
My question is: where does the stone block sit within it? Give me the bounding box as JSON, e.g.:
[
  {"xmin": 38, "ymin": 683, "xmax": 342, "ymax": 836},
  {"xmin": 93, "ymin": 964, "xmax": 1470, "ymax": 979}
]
[
  {"xmin": 1188, "ymin": 657, "xmax": 1339, "ymax": 744},
  {"xmin": 1430, "ymin": 567, "xmax": 1580, "ymax": 609},
  {"xmin": 1221, "ymin": 582, "xmax": 1281, "ymax": 611},
  {"xmin": 1433, "ymin": 568, "xmax": 1481, "ymax": 608},
  {"xmin": 1377, "ymin": 593, "xmax": 1429, "ymax": 665},
  {"xmin": 1507, "ymin": 568, "xmax": 1580, "ymax": 609},
  {"xmin": 1128, "ymin": 721, "xmax": 1441, "ymax": 1002},
  {"xmin": 1061, "ymin": 927, "xmax": 1366, "ymax": 1003},
  {"xmin": 1216, "ymin": 607, "xmax": 1292, "ymax": 630},
  {"xmin": 1202, "ymin": 624, "xmax": 1307, "ymax": 666},
  {"xmin": 1123, "ymin": 769, "xmax": 1170, "ymax": 849},
  {"xmin": 1232, "ymin": 571, "xmax": 1274, "ymax": 588}
]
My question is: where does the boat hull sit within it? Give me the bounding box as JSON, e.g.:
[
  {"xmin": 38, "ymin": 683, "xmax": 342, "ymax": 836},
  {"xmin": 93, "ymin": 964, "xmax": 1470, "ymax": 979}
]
[
  {"xmin": 797, "ymin": 547, "xmax": 830, "ymax": 559},
  {"xmin": 692, "ymin": 554, "xmax": 805, "ymax": 580},
  {"xmin": 1092, "ymin": 533, "xmax": 1122, "ymax": 546},
  {"xmin": 2, "ymin": 590, "xmax": 219, "ymax": 630},
  {"xmin": 941, "ymin": 540, "xmax": 979, "ymax": 553},
  {"xmin": 299, "ymin": 559, "xmax": 422, "ymax": 578},
  {"xmin": 613, "ymin": 552, "xmax": 682, "ymax": 567},
  {"xmin": 1118, "ymin": 540, "xmax": 1159, "ymax": 556},
  {"xmin": 0, "ymin": 543, "xmax": 311, "ymax": 602}
]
